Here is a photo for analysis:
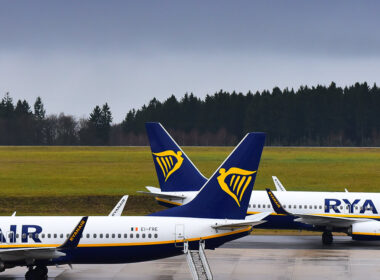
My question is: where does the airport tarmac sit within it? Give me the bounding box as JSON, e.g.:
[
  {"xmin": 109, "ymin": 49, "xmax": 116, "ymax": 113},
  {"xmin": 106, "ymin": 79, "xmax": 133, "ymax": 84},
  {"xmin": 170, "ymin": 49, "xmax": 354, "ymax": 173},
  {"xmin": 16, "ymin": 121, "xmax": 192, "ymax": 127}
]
[{"xmin": 2, "ymin": 235, "xmax": 380, "ymax": 279}]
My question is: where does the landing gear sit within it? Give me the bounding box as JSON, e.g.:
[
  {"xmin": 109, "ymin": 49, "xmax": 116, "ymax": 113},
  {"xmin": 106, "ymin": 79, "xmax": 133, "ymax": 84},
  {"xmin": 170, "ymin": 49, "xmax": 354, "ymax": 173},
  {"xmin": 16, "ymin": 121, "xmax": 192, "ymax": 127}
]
[
  {"xmin": 322, "ymin": 231, "xmax": 333, "ymax": 245},
  {"xmin": 25, "ymin": 266, "xmax": 48, "ymax": 280}
]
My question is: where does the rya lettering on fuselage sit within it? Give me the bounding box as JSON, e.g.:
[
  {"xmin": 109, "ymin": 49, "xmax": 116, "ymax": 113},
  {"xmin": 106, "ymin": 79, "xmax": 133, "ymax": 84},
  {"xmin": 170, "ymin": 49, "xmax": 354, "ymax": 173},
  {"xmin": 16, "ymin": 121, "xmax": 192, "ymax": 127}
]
[
  {"xmin": 325, "ymin": 199, "xmax": 378, "ymax": 214},
  {"xmin": 0, "ymin": 225, "xmax": 42, "ymax": 243}
]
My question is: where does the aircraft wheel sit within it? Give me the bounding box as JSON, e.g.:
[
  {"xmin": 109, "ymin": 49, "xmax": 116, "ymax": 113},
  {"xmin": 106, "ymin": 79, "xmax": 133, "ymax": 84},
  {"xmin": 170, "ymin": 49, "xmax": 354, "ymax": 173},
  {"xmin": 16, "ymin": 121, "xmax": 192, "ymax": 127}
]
[
  {"xmin": 322, "ymin": 231, "xmax": 333, "ymax": 245},
  {"xmin": 25, "ymin": 266, "xmax": 48, "ymax": 280}
]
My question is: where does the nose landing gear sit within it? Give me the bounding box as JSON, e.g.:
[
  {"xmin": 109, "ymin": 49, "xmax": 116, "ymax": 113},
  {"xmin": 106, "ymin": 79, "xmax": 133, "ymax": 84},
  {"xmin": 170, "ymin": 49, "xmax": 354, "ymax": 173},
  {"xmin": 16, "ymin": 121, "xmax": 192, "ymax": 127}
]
[{"xmin": 25, "ymin": 266, "xmax": 48, "ymax": 280}]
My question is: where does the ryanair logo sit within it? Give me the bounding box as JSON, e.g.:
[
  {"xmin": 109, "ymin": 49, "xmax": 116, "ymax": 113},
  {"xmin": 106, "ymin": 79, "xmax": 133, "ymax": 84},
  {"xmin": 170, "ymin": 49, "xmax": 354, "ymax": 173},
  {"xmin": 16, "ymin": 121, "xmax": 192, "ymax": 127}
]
[
  {"xmin": 153, "ymin": 150, "xmax": 184, "ymax": 181},
  {"xmin": 217, "ymin": 167, "xmax": 256, "ymax": 207}
]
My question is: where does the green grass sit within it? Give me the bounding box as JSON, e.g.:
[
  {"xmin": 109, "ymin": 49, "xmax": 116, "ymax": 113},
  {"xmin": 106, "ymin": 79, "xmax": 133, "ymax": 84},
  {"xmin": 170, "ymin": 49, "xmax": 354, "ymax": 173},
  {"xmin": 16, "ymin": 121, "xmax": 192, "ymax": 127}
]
[{"xmin": 0, "ymin": 146, "xmax": 379, "ymax": 215}]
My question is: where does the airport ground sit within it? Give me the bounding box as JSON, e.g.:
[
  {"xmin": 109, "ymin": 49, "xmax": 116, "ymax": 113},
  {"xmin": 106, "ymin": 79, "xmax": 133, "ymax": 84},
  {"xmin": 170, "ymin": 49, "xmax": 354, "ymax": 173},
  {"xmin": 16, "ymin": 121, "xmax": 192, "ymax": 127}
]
[
  {"xmin": 0, "ymin": 146, "xmax": 379, "ymax": 216},
  {"xmin": 2, "ymin": 235, "xmax": 380, "ymax": 279}
]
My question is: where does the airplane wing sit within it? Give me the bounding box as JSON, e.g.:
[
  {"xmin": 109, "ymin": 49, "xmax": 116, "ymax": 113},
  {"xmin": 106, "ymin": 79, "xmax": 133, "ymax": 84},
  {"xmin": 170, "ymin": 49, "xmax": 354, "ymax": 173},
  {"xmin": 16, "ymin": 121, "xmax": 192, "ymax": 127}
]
[
  {"xmin": 137, "ymin": 186, "xmax": 186, "ymax": 199},
  {"xmin": 265, "ymin": 189, "xmax": 369, "ymax": 228},
  {"xmin": 0, "ymin": 216, "xmax": 88, "ymax": 262},
  {"xmin": 109, "ymin": 195, "xmax": 128, "ymax": 216},
  {"xmin": 272, "ymin": 176, "xmax": 286, "ymax": 191},
  {"xmin": 293, "ymin": 214, "xmax": 367, "ymax": 228},
  {"xmin": 212, "ymin": 212, "xmax": 271, "ymax": 229}
]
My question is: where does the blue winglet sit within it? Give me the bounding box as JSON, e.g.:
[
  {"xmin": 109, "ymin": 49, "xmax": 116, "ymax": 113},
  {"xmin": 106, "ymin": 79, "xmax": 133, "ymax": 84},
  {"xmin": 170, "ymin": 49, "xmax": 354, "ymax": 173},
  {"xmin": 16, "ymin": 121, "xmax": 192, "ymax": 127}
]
[
  {"xmin": 145, "ymin": 122, "xmax": 207, "ymax": 191},
  {"xmin": 59, "ymin": 216, "xmax": 88, "ymax": 249},
  {"xmin": 266, "ymin": 189, "xmax": 289, "ymax": 215}
]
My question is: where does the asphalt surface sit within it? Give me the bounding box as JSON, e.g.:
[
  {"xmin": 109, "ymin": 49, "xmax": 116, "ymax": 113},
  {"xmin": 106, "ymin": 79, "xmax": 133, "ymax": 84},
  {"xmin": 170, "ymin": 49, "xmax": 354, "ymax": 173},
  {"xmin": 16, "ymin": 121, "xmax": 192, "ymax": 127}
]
[{"xmin": 2, "ymin": 235, "xmax": 380, "ymax": 279}]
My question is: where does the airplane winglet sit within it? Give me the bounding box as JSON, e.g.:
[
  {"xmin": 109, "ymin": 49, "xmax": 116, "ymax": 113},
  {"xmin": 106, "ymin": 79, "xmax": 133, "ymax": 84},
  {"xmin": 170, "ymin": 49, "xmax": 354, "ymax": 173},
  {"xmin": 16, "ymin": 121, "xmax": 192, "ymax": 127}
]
[
  {"xmin": 265, "ymin": 189, "xmax": 289, "ymax": 215},
  {"xmin": 59, "ymin": 216, "xmax": 88, "ymax": 249},
  {"xmin": 272, "ymin": 176, "xmax": 286, "ymax": 191},
  {"xmin": 109, "ymin": 195, "xmax": 128, "ymax": 216}
]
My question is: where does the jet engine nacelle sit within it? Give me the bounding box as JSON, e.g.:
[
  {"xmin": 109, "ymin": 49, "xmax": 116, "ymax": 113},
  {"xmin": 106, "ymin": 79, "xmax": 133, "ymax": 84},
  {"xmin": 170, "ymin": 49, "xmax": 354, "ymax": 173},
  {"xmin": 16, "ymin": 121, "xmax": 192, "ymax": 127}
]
[
  {"xmin": 0, "ymin": 262, "xmax": 4, "ymax": 272},
  {"xmin": 351, "ymin": 221, "xmax": 380, "ymax": 241}
]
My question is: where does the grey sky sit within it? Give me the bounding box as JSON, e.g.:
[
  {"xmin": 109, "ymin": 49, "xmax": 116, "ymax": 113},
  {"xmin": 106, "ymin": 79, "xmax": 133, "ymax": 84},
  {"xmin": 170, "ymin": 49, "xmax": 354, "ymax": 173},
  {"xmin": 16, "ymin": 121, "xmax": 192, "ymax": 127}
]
[{"xmin": 1, "ymin": 0, "xmax": 379, "ymax": 122}]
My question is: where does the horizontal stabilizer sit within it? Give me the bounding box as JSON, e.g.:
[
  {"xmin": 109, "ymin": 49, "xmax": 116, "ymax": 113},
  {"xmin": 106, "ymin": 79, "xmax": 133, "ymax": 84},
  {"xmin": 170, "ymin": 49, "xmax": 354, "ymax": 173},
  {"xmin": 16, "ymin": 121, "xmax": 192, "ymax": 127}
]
[
  {"xmin": 137, "ymin": 186, "xmax": 187, "ymax": 199},
  {"xmin": 212, "ymin": 212, "xmax": 271, "ymax": 229}
]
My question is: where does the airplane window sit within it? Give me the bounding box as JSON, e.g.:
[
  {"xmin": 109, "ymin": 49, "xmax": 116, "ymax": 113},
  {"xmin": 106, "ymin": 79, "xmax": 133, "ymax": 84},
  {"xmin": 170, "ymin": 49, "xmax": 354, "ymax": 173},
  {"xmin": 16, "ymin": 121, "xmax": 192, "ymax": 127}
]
[
  {"xmin": 253, "ymin": 204, "xmax": 256, "ymax": 208},
  {"xmin": 249, "ymin": 204, "xmax": 251, "ymax": 208},
  {"xmin": 100, "ymin": 234, "xmax": 103, "ymax": 238},
  {"xmin": 258, "ymin": 204, "xmax": 261, "ymax": 208},
  {"xmin": 304, "ymin": 205, "xmax": 307, "ymax": 209},
  {"xmin": 283, "ymin": 205, "xmax": 286, "ymax": 208},
  {"xmin": 154, "ymin": 234, "xmax": 158, "ymax": 238},
  {"xmin": 8, "ymin": 233, "xmax": 12, "ymax": 238},
  {"xmin": 118, "ymin": 234, "xmax": 121, "ymax": 238},
  {"xmin": 309, "ymin": 205, "xmax": 312, "ymax": 209},
  {"xmin": 16, "ymin": 233, "xmax": 19, "ymax": 238},
  {"xmin": 35, "ymin": 234, "xmax": 39, "ymax": 239},
  {"xmin": 148, "ymin": 233, "xmax": 152, "ymax": 238},
  {"xmin": 299, "ymin": 205, "xmax": 302, "ymax": 209},
  {"xmin": 136, "ymin": 234, "xmax": 140, "ymax": 238},
  {"xmin": 112, "ymin": 234, "xmax": 115, "ymax": 238},
  {"xmin": 142, "ymin": 234, "xmax": 146, "ymax": 238},
  {"xmin": 60, "ymin": 234, "xmax": 63, "ymax": 238},
  {"xmin": 54, "ymin": 234, "xmax": 57, "ymax": 238},
  {"xmin": 29, "ymin": 233, "xmax": 33, "ymax": 238},
  {"xmin": 294, "ymin": 205, "xmax": 296, "ymax": 208},
  {"xmin": 41, "ymin": 234, "xmax": 45, "ymax": 238},
  {"xmin": 319, "ymin": 206, "xmax": 322, "ymax": 209},
  {"xmin": 267, "ymin": 204, "xmax": 270, "ymax": 208},
  {"xmin": 47, "ymin": 234, "xmax": 51, "ymax": 238},
  {"xmin": 93, "ymin": 234, "xmax": 97, "ymax": 238},
  {"xmin": 314, "ymin": 206, "xmax": 317, "ymax": 209},
  {"xmin": 355, "ymin": 206, "xmax": 359, "ymax": 210},
  {"xmin": 106, "ymin": 234, "xmax": 109, "ymax": 238},
  {"xmin": 262, "ymin": 205, "xmax": 266, "ymax": 208},
  {"xmin": 86, "ymin": 234, "xmax": 90, "ymax": 238},
  {"xmin": 288, "ymin": 205, "xmax": 291, "ymax": 209},
  {"xmin": 23, "ymin": 233, "xmax": 27, "ymax": 239},
  {"xmin": 124, "ymin": 234, "xmax": 128, "ymax": 238},
  {"xmin": 130, "ymin": 233, "xmax": 133, "ymax": 238},
  {"xmin": 340, "ymin": 206, "xmax": 343, "ymax": 210}
]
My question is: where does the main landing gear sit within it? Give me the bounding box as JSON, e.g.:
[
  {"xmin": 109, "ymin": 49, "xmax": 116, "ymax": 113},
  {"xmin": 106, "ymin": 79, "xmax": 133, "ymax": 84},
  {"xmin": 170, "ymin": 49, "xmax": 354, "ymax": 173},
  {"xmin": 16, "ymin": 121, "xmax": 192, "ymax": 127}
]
[
  {"xmin": 322, "ymin": 231, "xmax": 333, "ymax": 245},
  {"xmin": 25, "ymin": 266, "xmax": 48, "ymax": 280}
]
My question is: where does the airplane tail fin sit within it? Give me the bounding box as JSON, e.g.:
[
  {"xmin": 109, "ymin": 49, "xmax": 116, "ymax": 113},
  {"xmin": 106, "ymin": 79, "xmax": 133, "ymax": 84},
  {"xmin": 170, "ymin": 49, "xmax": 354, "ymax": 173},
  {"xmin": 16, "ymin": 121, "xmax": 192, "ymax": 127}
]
[
  {"xmin": 150, "ymin": 132, "xmax": 266, "ymax": 219},
  {"xmin": 145, "ymin": 122, "xmax": 207, "ymax": 191}
]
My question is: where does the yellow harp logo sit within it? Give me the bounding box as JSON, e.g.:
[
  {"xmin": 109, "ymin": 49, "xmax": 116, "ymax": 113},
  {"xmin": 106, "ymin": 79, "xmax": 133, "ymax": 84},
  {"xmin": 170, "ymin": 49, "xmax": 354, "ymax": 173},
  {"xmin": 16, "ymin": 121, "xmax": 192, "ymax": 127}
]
[
  {"xmin": 153, "ymin": 150, "xmax": 184, "ymax": 181},
  {"xmin": 217, "ymin": 167, "xmax": 256, "ymax": 207}
]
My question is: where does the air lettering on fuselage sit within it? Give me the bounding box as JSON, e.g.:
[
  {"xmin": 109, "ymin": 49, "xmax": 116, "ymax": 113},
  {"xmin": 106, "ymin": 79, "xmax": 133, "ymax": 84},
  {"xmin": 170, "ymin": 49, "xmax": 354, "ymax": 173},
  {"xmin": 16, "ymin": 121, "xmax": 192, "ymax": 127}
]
[
  {"xmin": 325, "ymin": 199, "xmax": 378, "ymax": 214},
  {"xmin": 0, "ymin": 225, "xmax": 42, "ymax": 243}
]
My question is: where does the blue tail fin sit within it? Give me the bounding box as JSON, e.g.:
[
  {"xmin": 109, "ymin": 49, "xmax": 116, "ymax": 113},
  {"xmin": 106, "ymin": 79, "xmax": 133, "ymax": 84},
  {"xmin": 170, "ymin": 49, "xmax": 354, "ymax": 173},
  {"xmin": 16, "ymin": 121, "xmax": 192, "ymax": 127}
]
[
  {"xmin": 150, "ymin": 132, "xmax": 266, "ymax": 219},
  {"xmin": 145, "ymin": 122, "xmax": 207, "ymax": 192}
]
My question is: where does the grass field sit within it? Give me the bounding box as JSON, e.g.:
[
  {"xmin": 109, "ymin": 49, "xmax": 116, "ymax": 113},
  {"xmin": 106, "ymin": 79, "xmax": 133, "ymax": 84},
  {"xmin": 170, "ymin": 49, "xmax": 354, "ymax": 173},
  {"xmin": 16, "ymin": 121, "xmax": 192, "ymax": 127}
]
[{"xmin": 0, "ymin": 146, "xmax": 379, "ymax": 216}]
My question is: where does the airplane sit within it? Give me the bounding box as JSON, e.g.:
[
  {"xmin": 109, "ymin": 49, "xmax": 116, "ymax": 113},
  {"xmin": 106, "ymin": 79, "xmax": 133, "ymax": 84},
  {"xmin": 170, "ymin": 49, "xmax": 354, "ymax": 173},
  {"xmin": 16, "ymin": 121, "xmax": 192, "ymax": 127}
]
[
  {"xmin": 0, "ymin": 132, "xmax": 267, "ymax": 280},
  {"xmin": 142, "ymin": 122, "xmax": 380, "ymax": 245}
]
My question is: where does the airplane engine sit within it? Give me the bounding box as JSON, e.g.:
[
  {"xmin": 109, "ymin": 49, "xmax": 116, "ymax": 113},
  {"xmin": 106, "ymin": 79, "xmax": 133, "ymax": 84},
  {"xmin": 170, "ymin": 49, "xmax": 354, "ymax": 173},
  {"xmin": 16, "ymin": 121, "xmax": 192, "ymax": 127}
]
[
  {"xmin": 351, "ymin": 221, "xmax": 380, "ymax": 241},
  {"xmin": 0, "ymin": 261, "xmax": 4, "ymax": 272}
]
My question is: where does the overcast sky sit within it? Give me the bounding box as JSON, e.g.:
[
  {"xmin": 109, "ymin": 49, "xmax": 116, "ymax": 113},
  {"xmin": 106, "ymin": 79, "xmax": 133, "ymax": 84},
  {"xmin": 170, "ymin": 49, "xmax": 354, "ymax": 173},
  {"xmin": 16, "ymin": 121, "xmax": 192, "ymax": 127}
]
[{"xmin": 1, "ymin": 0, "xmax": 379, "ymax": 122}]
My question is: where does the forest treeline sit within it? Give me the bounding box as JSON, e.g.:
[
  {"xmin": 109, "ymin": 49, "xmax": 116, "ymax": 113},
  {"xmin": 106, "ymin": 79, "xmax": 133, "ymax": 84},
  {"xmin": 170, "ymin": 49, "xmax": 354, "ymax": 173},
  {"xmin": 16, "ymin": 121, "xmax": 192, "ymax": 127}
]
[{"xmin": 0, "ymin": 82, "xmax": 379, "ymax": 146}]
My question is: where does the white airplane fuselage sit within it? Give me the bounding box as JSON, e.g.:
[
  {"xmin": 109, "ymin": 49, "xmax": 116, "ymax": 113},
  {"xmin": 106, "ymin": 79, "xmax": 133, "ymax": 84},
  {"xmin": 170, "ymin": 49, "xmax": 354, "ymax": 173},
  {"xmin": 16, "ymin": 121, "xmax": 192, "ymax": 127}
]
[
  {"xmin": 156, "ymin": 190, "xmax": 380, "ymax": 234},
  {"xmin": 0, "ymin": 216, "xmax": 251, "ymax": 266}
]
